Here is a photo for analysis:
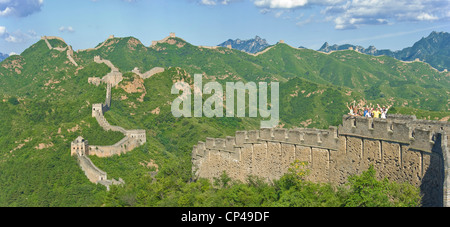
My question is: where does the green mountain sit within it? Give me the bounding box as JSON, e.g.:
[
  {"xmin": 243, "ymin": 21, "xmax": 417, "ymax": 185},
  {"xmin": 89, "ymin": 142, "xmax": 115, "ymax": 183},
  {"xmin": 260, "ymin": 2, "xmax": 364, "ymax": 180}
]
[
  {"xmin": 393, "ymin": 31, "xmax": 450, "ymax": 71},
  {"xmin": 319, "ymin": 31, "xmax": 450, "ymax": 71},
  {"xmin": 0, "ymin": 34, "xmax": 448, "ymax": 206}
]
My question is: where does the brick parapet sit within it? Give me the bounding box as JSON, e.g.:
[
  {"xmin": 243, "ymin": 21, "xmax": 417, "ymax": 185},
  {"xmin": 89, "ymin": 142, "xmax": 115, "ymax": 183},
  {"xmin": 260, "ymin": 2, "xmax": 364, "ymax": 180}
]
[{"xmin": 192, "ymin": 114, "xmax": 450, "ymax": 206}]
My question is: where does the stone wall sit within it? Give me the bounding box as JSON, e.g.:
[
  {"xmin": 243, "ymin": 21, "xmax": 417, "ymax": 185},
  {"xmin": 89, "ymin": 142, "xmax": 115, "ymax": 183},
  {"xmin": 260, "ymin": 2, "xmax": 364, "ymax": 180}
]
[
  {"xmin": 76, "ymin": 152, "xmax": 125, "ymax": 191},
  {"xmin": 77, "ymin": 154, "xmax": 108, "ymax": 183},
  {"xmin": 192, "ymin": 115, "xmax": 450, "ymax": 206},
  {"xmin": 76, "ymin": 35, "xmax": 114, "ymax": 52},
  {"xmin": 89, "ymin": 130, "xmax": 146, "ymax": 158},
  {"xmin": 72, "ymin": 56, "xmax": 147, "ymax": 189},
  {"xmin": 90, "ymin": 56, "xmax": 123, "ymax": 87},
  {"xmin": 71, "ymin": 137, "xmax": 124, "ymax": 191},
  {"xmin": 90, "ymin": 87, "xmax": 146, "ymax": 157},
  {"xmin": 132, "ymin": 67, "xmax": 165, "ymax": 79},
  {"xmin": 41, "ymin": 36, "xmax": 78, "ymax": 66},
  {"xmin": 88, "ymin": 55, "xmax": 146, "ymax": 158}
]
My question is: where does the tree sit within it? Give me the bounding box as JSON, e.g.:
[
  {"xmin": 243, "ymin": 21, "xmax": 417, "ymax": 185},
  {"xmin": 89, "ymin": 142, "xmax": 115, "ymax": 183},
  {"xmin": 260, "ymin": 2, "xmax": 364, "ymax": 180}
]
[
  {"xmin": 8, "ymin": 97, "xmax": 19, "ymax": 105},
  {"xmin": 344, "ymin": 165, "xmax": 421, "ymax": 207}
]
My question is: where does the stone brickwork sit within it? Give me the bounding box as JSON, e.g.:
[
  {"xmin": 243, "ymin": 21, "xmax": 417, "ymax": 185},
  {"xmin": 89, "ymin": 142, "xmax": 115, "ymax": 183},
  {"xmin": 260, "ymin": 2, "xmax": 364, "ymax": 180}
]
[{"xmin": 192, "ymin": 115, "xmax": 450, "ymax": 207}]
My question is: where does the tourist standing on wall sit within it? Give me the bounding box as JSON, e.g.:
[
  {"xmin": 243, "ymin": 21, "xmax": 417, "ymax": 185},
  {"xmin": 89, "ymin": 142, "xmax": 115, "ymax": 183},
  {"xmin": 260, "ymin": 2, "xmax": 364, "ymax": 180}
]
[
  {"xmin": 347, "ymin": 102, "xmax": 355, "ymax": 115},
  {"xmin": 381, "ymin": 105, "xmax": 393, "ymax": 119},
  {"xmin": 373, "ymin": 108, "xmax": 381, "ymax": 118}
]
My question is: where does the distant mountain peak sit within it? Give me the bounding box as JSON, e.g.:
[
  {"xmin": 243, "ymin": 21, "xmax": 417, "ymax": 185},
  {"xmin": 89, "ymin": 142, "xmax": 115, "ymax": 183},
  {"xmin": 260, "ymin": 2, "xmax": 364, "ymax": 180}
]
[
  {"xmin": 218, "ymin": 36, "xmax": 270, "ymax": 54},
  {"xmin": 0, "ymin": 52, "xmax": 9, "ymax": 62},
  {"xmin": 319, "ymin": 42, "xmax": 330, "ymax": 51}
]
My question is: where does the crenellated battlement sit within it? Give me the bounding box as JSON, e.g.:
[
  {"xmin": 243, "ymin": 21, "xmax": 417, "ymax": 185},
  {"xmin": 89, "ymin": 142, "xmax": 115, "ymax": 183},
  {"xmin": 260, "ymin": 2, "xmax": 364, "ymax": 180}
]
[
  {"xmin": 339, "ymin": 115, "xmax": 448, "ymax": 152},
  {"xmin": 193, "ymin": 126, "xmax": 341, "ymax": 163},
  {"xmin": 193, "ymin": 113, "xmax": 449, "ymax": 161},
  {"xmin": 192, "ymin": 114, "xmax": 450, "ymax": 206}
]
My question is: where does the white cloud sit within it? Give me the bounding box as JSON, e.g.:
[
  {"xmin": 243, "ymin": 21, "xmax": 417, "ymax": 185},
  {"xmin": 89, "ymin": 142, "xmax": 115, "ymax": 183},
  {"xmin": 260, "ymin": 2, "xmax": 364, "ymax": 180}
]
[
  {"xmin": 59, "ymin": 26, "xmax": 75, "ymax": 33},
  {"xmin": 91, "ymin": 0, "xmax": 137, "ymax": 2},
  {"xmin": 5, "ymin": 34, "xmax": 17, "ymax": 42},
  {"xmin": 0, "ymin": 0, "xmax": 44, "ymax": 17},
  {"xmin": 296, "ymin": 15, "xmax": 314, "ymax": 27},
  {"xmin": 323, "ymin": 0, "xmax": 450, "ymax": 29},
  {"xmin": 253, "ymin": 0, "xmax": 343, "ymax": 9},
  {"xmin": 251, "ymin": 0, "xmax": 450, "ymax": 30},
  {"xmin": 0, "ymin": 6, "xmax": 12, "ymax": 16},
  {"xmin": 0, "ymin": 26, "xmax": 5, "ymax": 36},
  {"xmin": 199, "ymin": 0, "xmax": 240, "ymax": 6},
  {"xmin": 274, "ymin": 10, "xmax": 285, "ymax": 18},
  {"xmin": 0, "ymin": 26, "xmax": 38, "ymax": 43},
  {"xmin": 416, "ymin": 13, "xmax": 438, "ymax": 21},
  {"xmin": 254, "ymin": 0, "xmax": 308, "ymax": 8},
  {"xmin": 201, "ymin": 0, "xmax": 217, "ymax": 5}
]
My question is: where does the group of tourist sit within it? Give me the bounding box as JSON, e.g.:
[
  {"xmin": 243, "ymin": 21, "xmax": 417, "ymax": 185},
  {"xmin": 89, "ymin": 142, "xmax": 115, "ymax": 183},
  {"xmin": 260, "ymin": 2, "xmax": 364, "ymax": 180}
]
[{"xmin": 346, "ymin": 101, "xmax": 392, "ymax": 119}]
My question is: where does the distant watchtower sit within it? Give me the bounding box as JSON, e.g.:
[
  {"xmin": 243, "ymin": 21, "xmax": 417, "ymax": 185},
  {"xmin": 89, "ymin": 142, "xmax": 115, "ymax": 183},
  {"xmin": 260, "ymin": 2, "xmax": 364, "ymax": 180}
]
[
  {"xmin": 170, "ymin": 33, "xmax": 176, "ymax": 38},
  {"xmin": 71, "ymin": 136, "xmax": 89, "ymax": 156}
]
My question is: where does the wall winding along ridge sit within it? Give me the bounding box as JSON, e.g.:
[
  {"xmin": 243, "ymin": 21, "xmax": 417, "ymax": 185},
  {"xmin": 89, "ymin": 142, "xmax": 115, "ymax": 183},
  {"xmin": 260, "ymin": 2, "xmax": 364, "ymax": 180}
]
[
  {"xmin": 41, "ymin": 36, "xmax": 78, "ymax": 67},
  {"xmin": 71, "ymin": 56, "xmax": 146, "ymax": 190},
  {"xmin": 192, "ymin": 115, "xmax": 450, "ymax": 207}
]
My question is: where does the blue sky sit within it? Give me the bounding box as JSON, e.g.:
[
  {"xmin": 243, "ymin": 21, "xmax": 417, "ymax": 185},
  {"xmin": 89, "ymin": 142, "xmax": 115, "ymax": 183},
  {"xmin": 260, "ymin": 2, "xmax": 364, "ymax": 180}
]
[{"xmin": 0, "ymin": 0, "xmax": 449, "ymax": 55}]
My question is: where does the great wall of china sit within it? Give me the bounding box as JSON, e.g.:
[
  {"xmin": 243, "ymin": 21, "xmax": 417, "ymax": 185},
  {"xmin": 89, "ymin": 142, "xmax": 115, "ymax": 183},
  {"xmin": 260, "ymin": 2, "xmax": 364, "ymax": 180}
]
[
  {"xmin": 41, "ymin": 36, "xmax": 78, "ymax": 67},
  {"xmin": 35, "ymin": 33, "xmax": 449, "ymax": 204},
  {"xmin": 192, "ymin": 115, "xmax": 450, "ymax": 207},
  {"xmin": 70, "ymin": 55, "xmax": 151, "ymax": 190},
  {"xmin": 76, "ymin": 35, "xmax": 115, "ymax": 53}
]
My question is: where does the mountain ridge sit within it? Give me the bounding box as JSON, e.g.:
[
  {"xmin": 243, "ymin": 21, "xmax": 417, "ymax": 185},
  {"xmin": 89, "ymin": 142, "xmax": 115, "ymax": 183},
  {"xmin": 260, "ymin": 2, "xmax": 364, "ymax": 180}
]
[
  {"xmin": 2, "ymin": 33, "xmax": 449, "ymax": 113},
  {"xmin": 318, "ymin": 31, "xmax": 450, "ymax": 71}
]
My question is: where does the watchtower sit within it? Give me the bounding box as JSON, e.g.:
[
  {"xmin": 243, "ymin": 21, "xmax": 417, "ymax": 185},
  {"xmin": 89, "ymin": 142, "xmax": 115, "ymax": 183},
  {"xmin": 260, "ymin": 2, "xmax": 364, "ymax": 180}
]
[
  {"xmin": 92, "ymin": 103, "xmax": 104, "ymax": 117},
  {"xmin": 71, "ymin": 136, "xmax": 89, "ymax": 156}
]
